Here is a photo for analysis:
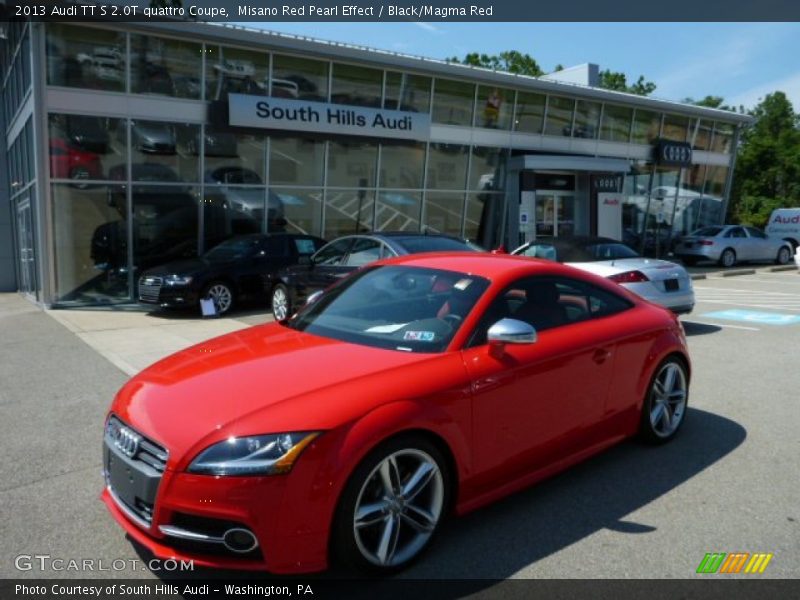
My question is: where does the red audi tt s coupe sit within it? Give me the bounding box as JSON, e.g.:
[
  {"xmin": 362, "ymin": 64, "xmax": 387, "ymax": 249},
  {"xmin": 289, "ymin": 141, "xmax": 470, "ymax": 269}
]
[{"xmin": 102, "ymin": 253, "xmax": 690, "ymax": 574}]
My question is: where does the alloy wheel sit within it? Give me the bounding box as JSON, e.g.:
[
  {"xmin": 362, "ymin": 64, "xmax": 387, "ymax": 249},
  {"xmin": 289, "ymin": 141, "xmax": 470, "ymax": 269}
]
[
  {"xmin": 352, "ymin": 449, "xmax": 444, "ymax": 568},
  {"xmin": 272, "ymin": 287, "xmax": 289, "ymax": 320},
  {"xmin": 649, "ymin": 362, "xmax": 687, "ymax": 438},
  {"xmin": 206, "ymin": 284, "xmax": 232, "ymax": 314},
  {"xmin": 721, "ymin": 249, "xmax": 736, "ymax": 268}
]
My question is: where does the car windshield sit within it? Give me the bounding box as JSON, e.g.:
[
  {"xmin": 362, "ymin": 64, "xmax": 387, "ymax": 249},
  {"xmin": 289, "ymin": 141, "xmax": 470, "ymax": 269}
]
[
  {"xmin": 583, "ymin": 243, "xmax": 640, "ymax": 261},
  {"xmin": 204, "ymin": 237, "xmax": 260, "ymax": 261},
  {"xmin": 691, "ymin": 227, "xmax": 723, "ymax": 237},
  {"xmin": 396, "ymin": 236, "xmax": 482, "ymax": 254},
  {"xmin": 287, "ymin": 265, "xmax": 490, "ymax": 353}
]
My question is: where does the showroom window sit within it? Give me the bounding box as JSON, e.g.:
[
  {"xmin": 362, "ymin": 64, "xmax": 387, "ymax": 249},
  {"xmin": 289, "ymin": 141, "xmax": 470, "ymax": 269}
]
[
  {"xmin": 203, "ymin": 185, "xmax": 264, "ymax": 249},
  {"xmin": 272, "ymin": 187, "xmax": 324, "ymax": 237},
  {"xmin": 711, "ymin": 122, "xmax": 735, "ymax": 154},
  {"xmin": 376, "ymin": 191, "xmax": 421, "ymax": 232},
  {"xmin": 327, "ymin": 140, "xmax": 378, "ymax": 188},
  {"xmin": 271, "ymin": 54, "xmax": 329, "ymax": 101},
  {"xmin": 379, "ymin": 142, "xmax": 426, "ymax": 189},
  {"xmin": 599, "ymin": 104, "xmax": 632, "ymax": 143},
  {"xmin": 206, "ymin": 45, "xmax": 269, "ymax": 101},
  {"xmin": 513, "ymin": 91, "xmax": 546, "ymax": 134},
  {"xmin": 691, "ymin": 119, "xmax": 713, "ymax": 151},
  {"xmin": 130, "ymin": 34, "xmax": 202, "ymax": 99},
  {"xmin": 469, "ymin": 146, "xmax": 505, "ymax": 191},
  {"xmin": 48, "ymin": 113, "xmax": 127, "ymax": 182},
  {"xmin": 631, "ymin": 109, "xmax": 662, "ymax": 144},
  {"xmin": 46, "ymin": 24, "xmax": 126, "ymax": 92},
  {"xmin": 269, "ymin": 137, "xmax": 325, "ymax": 186},
  {"xmin": 432, "ymin": 78, "xmax": 475, "ymax": 126},
  {"xmin": 423, "ymin": 192, "xmax": 466, "ymax": 236},
  {"xmin": 476, "ymin": 86, "xmax": 513, "ymax": 130},
  {"xmin": 426, "ymin": 143, "xmax": 469, "ymax": 190},
  {"xmin": 331, "ymin": 62, "xmax": 383, "ymax": 107},
  {"xmin": 204, "ymin": 128, "xmax": 265, "ymax": 182},
  {"xmin": 662, "ymin": 114, "xmax": 690, "ymax": 142},
  {"xmin": 573, "ymin": 100, "xmax": 601, "ymax": 139},
  {"xmin": 384, "ymin": 72, "xmax": 431, "ymax": 112},
  {"xmin": 128, "ymin": 120, "xmax": 200, "ymax": 183},
  {"xmin": 324, "ymin": 189, "xmax": 375, "ymax": 238},
  {"xmin": 543, "ymin": 96, "xmax": 575, "ymax": 137}
]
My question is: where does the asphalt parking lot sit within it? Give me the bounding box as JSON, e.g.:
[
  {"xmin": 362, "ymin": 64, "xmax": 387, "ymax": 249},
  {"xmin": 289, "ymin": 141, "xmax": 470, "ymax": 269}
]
[{"xmin": 1, "ymin": 270, "xmax": 798, "ymax": 581}]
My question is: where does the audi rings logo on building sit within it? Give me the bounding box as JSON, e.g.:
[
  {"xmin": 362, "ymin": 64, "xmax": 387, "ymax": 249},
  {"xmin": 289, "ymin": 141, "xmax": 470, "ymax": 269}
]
[{"xmin": 112, "ymin": 425, "xmax": 141, "ymax": 458}]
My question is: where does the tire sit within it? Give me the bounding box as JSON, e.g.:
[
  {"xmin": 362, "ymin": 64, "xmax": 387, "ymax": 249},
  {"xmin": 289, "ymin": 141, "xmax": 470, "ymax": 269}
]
[
  {"xmin": 332, "ymin": 436, "xmax": 450, "ymax": 574},
  {"xmin": 271, "ymin": 284, "xmax": 291, "ymax": 321},
  {"xmin": 201, "ymin": 281, "xmax": 235, "ymax": 316},
  {"xmin": 776, "ymin": 246, "xmax": 791, "ymax": 265},
  {"xmin": 718, "ymin": 248, "xmax": 736, "ymax": 268},
  {"xmin": 639, "ymin": 357, "xmax": 689, "ymax": 445}
]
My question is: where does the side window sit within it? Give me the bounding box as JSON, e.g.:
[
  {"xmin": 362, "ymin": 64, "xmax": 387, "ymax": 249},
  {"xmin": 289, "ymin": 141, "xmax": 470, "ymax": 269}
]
[
  {"xmin": 466, "ymin": 276, "xmax": 632, "ymax": 347},
  {"xmin": 518, "ymin": 244, "xmax": 557, "ymax": 260},
  {"xmin": 745, "ymin": 227, "xmax": 766, "ymax": 239},
  {"xmin": 381, "ymin": 243, "xmax": 398, "ymax": 259},
  {"xmin": 313, "ymin": 238, "xmax": 354, "ymax": 266},
  {"xmin": 726, "ymin": 227, "xmax": 745, "ymax": 239},
  {"xmin": 344, "ymin": 238, "xmax": 382, "ymax": 267},
  {"xmin": 293, "ymin": 237, "xmax": 320, "ymax": 256}
]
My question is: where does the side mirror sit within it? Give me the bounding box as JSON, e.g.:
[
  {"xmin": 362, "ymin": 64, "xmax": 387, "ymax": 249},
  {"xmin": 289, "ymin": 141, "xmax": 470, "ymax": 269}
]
[
  {"xmin": 305, "ymin": 290, "xmax": 323, "ymax": 306},
  {"xmin": 487, "ymin": 318, "xmax": 537, "ymax": 346}
]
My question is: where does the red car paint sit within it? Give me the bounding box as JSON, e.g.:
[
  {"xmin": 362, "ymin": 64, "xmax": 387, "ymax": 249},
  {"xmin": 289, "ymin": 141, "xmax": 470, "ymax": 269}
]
[
  {"xmin": 102, "ymin": 253, "xmax": 689, "ymax": 573},
  {"xmin": 49, "ymin": 138, "xmax": 103, "ymax": 180}
]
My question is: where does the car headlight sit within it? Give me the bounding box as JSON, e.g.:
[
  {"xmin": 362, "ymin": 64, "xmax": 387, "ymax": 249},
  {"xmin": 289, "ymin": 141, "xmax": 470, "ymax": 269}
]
[
  {"xmin": 164, "ymin": 274, "xmax": 193, "ymax": 286},
  {"xmin": 187, "ymin": 432, "xmax": 320, "ymax": 476}
]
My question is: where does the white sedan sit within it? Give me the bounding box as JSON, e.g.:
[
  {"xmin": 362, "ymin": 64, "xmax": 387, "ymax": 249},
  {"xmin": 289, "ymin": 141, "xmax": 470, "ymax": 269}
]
[{"xmin": 512, "ymin": 236, "xmax": 695, "ymax": 314}]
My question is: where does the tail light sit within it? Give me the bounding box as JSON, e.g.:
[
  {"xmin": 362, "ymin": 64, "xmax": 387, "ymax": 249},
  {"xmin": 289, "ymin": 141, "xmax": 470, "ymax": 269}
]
[
  {"xmin": 698, "ymin": 240, "xmax": 714, "ymax": 246},
  {"xmin": 608, "ymin": 270, "xmax": 650, "ymax": 284}
]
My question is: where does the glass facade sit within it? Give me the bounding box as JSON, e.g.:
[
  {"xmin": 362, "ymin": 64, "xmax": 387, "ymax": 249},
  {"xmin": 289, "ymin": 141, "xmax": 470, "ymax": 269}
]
[{"xmin": 0, "ymin": 21, "xmax": 743, "ymax": 305}]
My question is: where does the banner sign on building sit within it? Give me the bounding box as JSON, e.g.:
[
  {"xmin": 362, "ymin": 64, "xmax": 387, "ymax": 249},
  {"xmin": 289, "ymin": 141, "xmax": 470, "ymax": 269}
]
[
  {"xmin": 228, "ymin": 94, "xmax": 431, "ymax": 141},
  {"xmin": 654, "ymin": 139, "xmax": 693, "ymax": 167},
  {"xmin": 597, "ymin": 193, "xmax": 623, "ymax": 240}
]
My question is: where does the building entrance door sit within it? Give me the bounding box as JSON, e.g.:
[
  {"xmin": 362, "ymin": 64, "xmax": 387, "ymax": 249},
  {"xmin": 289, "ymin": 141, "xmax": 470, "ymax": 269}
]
[
  {"xmin": 535, "ymin": 192, "xmax": 575, "ymax": 238},
  {"xmin": 15, "ymin": 197, "xmax": 37, "ymax": 296}
]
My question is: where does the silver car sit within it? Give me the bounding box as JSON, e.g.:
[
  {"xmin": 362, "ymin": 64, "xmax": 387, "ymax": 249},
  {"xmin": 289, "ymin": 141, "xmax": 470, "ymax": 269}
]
[
  {"xmin": 675, "ymin": 225, "xmax": 793, "ymax": 267},
  {"xmin": 512, "ymin": 236, "xmax": 694, "ymax": 314}
]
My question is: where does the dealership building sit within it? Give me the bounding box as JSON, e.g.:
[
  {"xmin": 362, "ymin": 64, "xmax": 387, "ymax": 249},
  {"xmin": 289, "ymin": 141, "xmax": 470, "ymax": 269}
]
[{"xmin": 0, "ymin": 18, "xmax": 752, "ymax": 307}]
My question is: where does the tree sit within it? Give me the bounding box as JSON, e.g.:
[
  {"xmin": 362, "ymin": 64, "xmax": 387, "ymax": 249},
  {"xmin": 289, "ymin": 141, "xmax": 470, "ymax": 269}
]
[
  {"xmin": 448, "ymin": 51, "xmax": 544, "ymax": 77},
  {"xmin": 598, "ymin": 70, "xmax": 656, "ymax": 96},
  {"xmin": 682, "ymin": 95, "xmax": 743, "ymax": 113},
  {"xmin": 730, "ymin": 92, "xmax": 800, "ymax": 226}
]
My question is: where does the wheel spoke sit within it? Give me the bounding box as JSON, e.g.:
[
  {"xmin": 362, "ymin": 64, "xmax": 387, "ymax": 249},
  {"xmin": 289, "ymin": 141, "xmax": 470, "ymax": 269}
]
[
  {"xmin": 651, "ymin": 402, "xmax": 666, "ymax": 428},
  {"xmin": 376, "ymin": 516, "xmax": 400, "ymax": 565},
  {"xmin": 379, "ymin": 456, "xmax": 401, "ymax": 496},
  {"xmin": 663, "ymin": 366, "xmax": 677, "ymax": 395},
  {"xmin": 402, "ymin": 461, "xmax": 436, "ymax": 501},
  {"xmin": 653, "ymin": 380, "xmax": 665, "ymax": 398},
  {"xmin": 355, "ymin": 501, "xmax": 387, "ymax": 529},
  {"xmin": 401, "ymin": 504, "xmax": 436, "ymax": 533},
  {"xmin": 660, "ymin": 403, "xmax": 672, "ymax": 429},
  {"xmin": 668, "ymin": 390, "xmax": 686, "ymax": 404}
]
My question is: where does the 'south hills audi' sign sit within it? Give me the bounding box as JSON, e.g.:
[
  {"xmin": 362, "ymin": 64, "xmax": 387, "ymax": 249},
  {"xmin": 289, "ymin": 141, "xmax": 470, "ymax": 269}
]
[{"xmin": 227, "ymin": 94, "xmax": 431, "ymax": 141}]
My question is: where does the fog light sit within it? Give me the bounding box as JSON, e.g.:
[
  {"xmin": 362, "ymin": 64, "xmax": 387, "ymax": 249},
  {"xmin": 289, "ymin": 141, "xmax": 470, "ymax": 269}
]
[{"xmin": 222, "ymin": 527, "xmax": 258, "ymax": 553}]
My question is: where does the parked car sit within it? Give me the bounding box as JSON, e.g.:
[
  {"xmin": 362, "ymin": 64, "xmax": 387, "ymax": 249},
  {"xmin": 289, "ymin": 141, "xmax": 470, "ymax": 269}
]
[
  {"xmin": 102, "ymin": 253, "xmax": 691, "ymax": 574},
  {"xmin": 124, "ymin": 120, "xmax": 177, "ymax": 154},
  {"xmin": 137, "ymin": 233, "xmax": 325, "ymax": 315},
  {"xmin": 64, "ymin": 115, "xmax": 111, "ymax": 154},
  {"xmin": 270, "ymin": 232, "xmax": 482, "ymax": 320},
  {"xmin": 49, "ymin": 138, "xmax": 103, "ymax": 184},
  {"xmin": 765, "ymin": 207, "xmax": 800, "ymax": 251},
  {"xmin": 795, "ymin": 245, "xmax": 800, "ymax": 269},
  {"xmin": 512, "ymin": 236, "xmax": 694, "ymax": 315},
  {"xmin": 674, "ymin": 225, "xmax": 793, "ymax": 267}
]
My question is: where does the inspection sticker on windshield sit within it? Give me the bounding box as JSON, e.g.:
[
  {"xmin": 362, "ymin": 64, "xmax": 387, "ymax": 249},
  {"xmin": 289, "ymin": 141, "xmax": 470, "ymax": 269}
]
[
  {"xmin": 701, "ymin": 309, "xmax": 800, "ymax": 326},
  {"xmin": 403, "ymin": 331, "xmax": 436, "ymax": 342}
]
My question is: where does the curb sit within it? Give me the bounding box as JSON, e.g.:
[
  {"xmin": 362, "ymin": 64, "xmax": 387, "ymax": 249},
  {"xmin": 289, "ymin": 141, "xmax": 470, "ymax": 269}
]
[
  {"xmin": 768, "ymin": 265, "xmax": 799, "ymax": 273},
  {"xmin": 690, "ymin": 273, "xmax": 707, "ymax": 281},
  {"xmin": 719, "ymin": 268, "xmax": 757, "ymax": 277}
]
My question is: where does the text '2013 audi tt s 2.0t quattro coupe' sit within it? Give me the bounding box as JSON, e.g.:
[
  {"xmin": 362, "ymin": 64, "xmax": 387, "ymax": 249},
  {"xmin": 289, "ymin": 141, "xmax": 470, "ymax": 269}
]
[{"xmin": 102, "ymin": 254, "xmax": 691, "ymax": 574}]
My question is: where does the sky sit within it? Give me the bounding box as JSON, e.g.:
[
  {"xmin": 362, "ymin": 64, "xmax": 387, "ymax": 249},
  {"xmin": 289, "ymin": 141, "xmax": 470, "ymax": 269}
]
[{"xmin": 243, "ymin": 22, "xmax": 800, "ymax": 110}]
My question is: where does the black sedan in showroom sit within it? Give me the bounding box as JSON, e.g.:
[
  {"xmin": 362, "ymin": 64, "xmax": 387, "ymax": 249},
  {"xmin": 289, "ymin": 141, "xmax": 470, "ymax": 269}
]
[
  {"xmin": 270, "ymin": 232, "xmax": 482, "ymax": 320},
  {"xmin": 139, "ymin": 233, "xmax": 326, "ymax": 315}
]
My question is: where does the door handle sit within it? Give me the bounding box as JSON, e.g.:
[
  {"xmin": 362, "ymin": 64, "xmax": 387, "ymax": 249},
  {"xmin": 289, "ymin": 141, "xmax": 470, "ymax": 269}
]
[{"xmin": 592, "ymin": 348, "xmax": 612, "ymax": 364}]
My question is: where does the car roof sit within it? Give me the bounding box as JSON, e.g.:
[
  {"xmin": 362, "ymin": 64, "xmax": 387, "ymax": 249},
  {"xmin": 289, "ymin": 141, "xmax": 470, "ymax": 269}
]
[{"xmin": 373, "ymin": 252, "xmax": 564, "ymax": 280}]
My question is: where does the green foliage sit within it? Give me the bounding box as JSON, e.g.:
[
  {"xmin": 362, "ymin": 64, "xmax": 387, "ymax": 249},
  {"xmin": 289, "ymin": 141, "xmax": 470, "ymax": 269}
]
[
  {"xmin": 598, "ymin": 70, "xmax": 656, "ymax": 96},
  {"xmin": 730, "ymin": 92, "xmax": 800, "ymax": 223},
  {"xmin": 448, "ymin": 51, "xmax": 544, "ymax": 77},
  {"xmin": 682, "ymin": 95, "xmax": 744, "ymax": 113}
]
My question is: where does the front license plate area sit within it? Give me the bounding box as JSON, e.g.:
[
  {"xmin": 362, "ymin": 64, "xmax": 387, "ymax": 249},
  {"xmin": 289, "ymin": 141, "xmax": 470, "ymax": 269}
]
[{"xmin": 104, "ymin": 442, "xmax": 160, "ymax": 515}]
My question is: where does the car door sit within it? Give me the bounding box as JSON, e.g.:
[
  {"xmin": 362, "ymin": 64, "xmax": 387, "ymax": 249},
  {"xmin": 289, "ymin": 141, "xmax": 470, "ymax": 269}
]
[
  {"xmin": 725, "ymin": 226, "xmax": 750, "ymax": 260},
  {"xmin": 745, "ymin": 227, "xmax": 773, "ymax": 260},
  {"xmin": 294, "ymin": 237, "xmax": 356, "ymax": 304},
  {"xmin": 462, "ymin": 276, "xmax": 629, "ymax": 491},
  {"xmin": 238, "ymin": 235, "xmax": 291, "ymax": 296}
]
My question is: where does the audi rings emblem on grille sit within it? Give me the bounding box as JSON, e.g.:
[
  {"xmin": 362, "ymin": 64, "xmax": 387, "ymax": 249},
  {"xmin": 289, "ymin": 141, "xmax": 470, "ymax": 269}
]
[{"xmin": 114, "ymin": 427, "xmax": 141, "ymax": 458}]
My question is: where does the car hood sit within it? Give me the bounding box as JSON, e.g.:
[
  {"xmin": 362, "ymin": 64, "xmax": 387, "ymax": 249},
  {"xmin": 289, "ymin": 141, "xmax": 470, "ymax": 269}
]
[
  {"xmin": 568, "ymin": 258, "xmax": 689, "ymax": 281},
  {"xmin": 110, "ymin": 323, "xmax": 457, "ymax": 467}
]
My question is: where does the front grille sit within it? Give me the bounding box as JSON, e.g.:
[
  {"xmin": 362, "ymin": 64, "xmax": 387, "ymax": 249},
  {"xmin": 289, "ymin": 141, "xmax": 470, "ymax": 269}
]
[
  {"xmin": 139, "ymin": 276, "xmax": 163, "ymax": 303},
  {"xmin": 104, "ymin": 417, "xmax": 169, "ymax": 527}
]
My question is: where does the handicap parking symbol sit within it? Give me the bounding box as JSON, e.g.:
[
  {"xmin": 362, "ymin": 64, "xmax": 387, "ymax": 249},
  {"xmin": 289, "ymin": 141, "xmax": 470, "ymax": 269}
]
[{"xmin": 701, "ymin": 309, "xmax": 800, "ymax": 326}]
